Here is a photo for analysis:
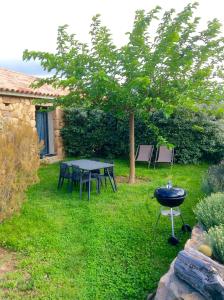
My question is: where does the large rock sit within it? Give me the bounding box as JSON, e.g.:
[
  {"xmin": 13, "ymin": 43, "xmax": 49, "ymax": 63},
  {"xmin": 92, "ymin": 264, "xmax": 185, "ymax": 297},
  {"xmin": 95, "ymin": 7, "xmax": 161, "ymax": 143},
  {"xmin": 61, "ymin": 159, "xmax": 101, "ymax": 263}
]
[
  {"xmin": 153, "ymin": 225, "xmax": 224, "ymax": 300},
  {"xmin": 185, "ymin": 224, "xmax": 206, "ymax": 250},
  {"xmin": 174, "ymin": 248, "xmax": 224, "ymax": 300},
  {"xmin": 154, "ymin": 260, "xmax": 204, "ymax": 300}
]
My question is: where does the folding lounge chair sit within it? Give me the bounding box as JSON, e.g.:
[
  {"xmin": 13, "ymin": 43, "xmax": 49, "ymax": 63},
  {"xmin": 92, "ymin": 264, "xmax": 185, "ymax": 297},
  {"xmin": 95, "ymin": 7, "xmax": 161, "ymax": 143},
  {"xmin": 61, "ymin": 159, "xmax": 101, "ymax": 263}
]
[
  {"xmin": 135, "ymin": 145, "xmax": 154, "ymax": 167},
  {"xmin": 154, "ymin": 146, "xmax": 174, "ymax": 168}
]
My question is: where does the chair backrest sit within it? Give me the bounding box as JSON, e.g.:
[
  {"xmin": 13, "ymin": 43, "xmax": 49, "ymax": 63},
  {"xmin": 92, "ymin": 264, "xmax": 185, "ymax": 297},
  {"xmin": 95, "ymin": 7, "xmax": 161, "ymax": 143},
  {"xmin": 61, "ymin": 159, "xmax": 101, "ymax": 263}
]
[
  {"xmin": 72, "ymin": 165, "xmax": 81, "ymax": 176},
  {"xmin": 72, "ymin": 165, "xmax": 90, "ymax": 178},
  {"xmin": 92, "ymin": 158, "xmax": 101, "ymax": 174},
  {"xmin": 156, "ymin": 146, "xmax": 174, "ymax": 163},
  {"xmin": 60, "ymin": 162, "xmax": 71, "ymax": 177},
  {"xmin": 104, "ymin": 160, "xmax": 114, "ymax": 176},
  {"xmin": 136, "ymin": 145, "xmax": 153, "ymax": 162}
]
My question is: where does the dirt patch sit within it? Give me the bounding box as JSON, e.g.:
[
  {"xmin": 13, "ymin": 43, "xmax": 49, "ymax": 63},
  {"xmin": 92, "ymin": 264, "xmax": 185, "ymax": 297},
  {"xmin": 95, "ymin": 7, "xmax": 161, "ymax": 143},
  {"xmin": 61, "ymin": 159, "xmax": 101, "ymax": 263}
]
[
  {"xmin": 0, "ymin": 247, "xmax": 38, "ymax": 298},
  {"xmin": 0, "ymin": 247, "xmax": 17, "ymax": 277},
  {"xmin": 116, "ymin": 176, "xmax": 150, "ymax": 184}
]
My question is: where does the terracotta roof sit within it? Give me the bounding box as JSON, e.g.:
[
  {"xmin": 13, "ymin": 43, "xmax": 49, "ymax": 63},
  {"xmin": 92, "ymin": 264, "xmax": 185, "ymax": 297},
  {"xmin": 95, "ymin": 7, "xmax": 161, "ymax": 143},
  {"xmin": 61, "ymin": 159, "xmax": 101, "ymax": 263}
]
[{"xmin": 0, "ymin": 67, "xmax": 66, "ymax": 98}]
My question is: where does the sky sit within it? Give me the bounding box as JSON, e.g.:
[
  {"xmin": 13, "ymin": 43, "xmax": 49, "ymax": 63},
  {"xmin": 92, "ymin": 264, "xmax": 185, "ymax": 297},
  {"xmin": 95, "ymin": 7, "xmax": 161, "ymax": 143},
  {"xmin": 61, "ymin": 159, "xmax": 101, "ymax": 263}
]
[{"xmin": 1, "ymin": 0, "xmax": 224, "ymax": 76}]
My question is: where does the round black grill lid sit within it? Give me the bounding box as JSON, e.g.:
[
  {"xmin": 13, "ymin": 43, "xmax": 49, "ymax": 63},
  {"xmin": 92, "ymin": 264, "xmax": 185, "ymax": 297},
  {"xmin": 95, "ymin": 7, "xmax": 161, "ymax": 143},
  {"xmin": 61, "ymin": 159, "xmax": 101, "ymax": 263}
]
[{"xmin": 154, "ymin": 187, "xmax": 186, "ymax": 199}]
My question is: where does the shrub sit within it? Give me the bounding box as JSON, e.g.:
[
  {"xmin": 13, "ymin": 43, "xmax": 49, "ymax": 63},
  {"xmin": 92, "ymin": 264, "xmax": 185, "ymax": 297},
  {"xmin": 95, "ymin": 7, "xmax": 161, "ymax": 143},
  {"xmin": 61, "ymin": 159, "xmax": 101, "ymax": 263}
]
[
  {"xmin": 61, "ymin": 108, "xmax": 152, "ymax": 158},
  {"xmin": 208, "ymin": 225, "xmax": 224, "ymax": 264},
  {"xmin": 202, "ymin": 164, "xmax": 224, "ymax": 194},
  {"xmin": 0, "ymin": 121, "xmax": 40, "ymax": 221},
  {"xmin": 194, "ymin": 193, "xmax": 224, "ymax": 231},
  {"xmin": 151, "ymin": 109, "xmax": 224, "ymax": 164},
  {"xmin": 61, "ymin": 108, "xmax": 224, "ymax": 163},
  {"xmin": 61, "ymin": 108, "xmax": 118, "ymax": 157}
]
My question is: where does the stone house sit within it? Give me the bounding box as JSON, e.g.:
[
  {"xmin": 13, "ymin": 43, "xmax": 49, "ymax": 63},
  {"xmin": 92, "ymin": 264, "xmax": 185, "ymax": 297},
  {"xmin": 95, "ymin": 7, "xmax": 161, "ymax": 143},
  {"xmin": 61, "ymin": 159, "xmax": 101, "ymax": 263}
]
[{"xmin": 0, "ymin": 67, "xmax": 65, "ymax": 159}]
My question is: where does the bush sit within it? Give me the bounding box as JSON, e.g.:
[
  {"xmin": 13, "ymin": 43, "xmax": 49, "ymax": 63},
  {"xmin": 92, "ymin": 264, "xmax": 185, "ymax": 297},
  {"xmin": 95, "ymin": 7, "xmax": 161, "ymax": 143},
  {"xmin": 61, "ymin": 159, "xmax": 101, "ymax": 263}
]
[
  {"xmin": 61, "ymin": 108, "xmax": 224, "ymax": 163},
  {"xmin": 202, "ymin": 164, "xmax": 224, "ymax": 194},
  {"xmin": 0, "ymin": 121, "xmax": 40, "ymax": 221},
  {"xmin": 194, "ymin": 193, "xmax": 224, "ymax": 231},
  {"xmin": 61, "ymin": 109, "xmax": 118, "ymax": 157},
  {"xmin": 61, "ymin": 108, "xmax": 153, "ymax": 158},
  {"xmin": 208, "ymin": 225, "xmax": 224, "ymax": 264},
  {"xmin": 151, "ymin": 109, "xmax": 224, "ymax": 164}
]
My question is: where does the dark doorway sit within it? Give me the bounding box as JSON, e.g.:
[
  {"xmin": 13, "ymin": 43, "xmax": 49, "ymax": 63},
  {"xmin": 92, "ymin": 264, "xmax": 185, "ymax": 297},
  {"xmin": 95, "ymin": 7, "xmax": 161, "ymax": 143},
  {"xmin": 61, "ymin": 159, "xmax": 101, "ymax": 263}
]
[{"xmin": 36, "ymin": 110, "xmax": 49, "ymax": 157}]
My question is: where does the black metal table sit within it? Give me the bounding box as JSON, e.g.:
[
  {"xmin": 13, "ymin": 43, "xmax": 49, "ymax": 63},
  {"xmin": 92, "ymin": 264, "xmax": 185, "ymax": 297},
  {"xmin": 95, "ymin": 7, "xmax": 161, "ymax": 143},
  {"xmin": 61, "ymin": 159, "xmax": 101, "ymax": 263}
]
[{"xmin": 65, "ymin": 159, "xmax": 117, "ymax": 200}]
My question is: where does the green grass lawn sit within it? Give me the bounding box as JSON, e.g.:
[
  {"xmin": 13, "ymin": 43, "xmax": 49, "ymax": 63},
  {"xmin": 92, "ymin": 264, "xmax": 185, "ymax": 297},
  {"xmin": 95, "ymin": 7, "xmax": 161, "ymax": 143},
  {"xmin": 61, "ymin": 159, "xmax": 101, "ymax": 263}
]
[{"xmin": 0, "ymin": 160, "xmax": 207, "ymax": 300}]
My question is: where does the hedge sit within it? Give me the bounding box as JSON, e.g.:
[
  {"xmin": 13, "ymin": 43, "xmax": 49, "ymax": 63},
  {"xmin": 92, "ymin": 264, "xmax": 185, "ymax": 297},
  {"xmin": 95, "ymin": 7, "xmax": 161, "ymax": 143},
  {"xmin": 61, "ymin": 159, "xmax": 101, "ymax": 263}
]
[{"xmin": 61, "ymin": 108, "xmax": 224, "ymax": 164}]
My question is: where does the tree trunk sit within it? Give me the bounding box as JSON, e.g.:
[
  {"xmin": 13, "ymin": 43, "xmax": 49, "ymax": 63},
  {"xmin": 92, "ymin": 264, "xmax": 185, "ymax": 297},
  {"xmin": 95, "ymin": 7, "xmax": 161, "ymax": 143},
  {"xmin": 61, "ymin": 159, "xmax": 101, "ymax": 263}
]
[{"xmin": 129, "ymin": 112, "xmax": 135, "ymax": 184}]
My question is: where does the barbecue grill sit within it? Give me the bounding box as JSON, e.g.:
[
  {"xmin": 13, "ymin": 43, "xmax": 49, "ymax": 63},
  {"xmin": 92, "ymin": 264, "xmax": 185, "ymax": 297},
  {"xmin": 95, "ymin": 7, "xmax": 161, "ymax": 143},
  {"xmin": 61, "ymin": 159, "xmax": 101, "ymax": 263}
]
[{"xmin": 154, "ymin": 182, "xmax": 191, "ymax": 245}]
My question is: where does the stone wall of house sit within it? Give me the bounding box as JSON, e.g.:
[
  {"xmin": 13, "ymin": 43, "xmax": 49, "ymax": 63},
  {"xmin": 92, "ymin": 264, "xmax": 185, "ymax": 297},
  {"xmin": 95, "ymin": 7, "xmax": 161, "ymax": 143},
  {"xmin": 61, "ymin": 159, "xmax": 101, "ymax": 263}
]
[
  {"xmin": 0, "ymin": 95, "xmax": 36, "ymax": 128},
  {"xmin": 53, "ymin": 108, "xmax": 64, "ymax": 158},
  {"xmin": 0, "ymin": 95, "xmax": 64, "ymax": 158}
]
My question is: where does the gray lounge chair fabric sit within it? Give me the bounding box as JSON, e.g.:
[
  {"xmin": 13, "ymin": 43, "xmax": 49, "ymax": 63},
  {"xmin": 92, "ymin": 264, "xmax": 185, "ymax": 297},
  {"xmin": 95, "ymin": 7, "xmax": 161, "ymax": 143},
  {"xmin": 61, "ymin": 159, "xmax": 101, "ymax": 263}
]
[
  {"xmin": 154, "ymin": 146, "xmax": 174, "ymax": 167},
  {"xmin": 135, "ymin": 145, "xmax": 154, "ymax": 167}
]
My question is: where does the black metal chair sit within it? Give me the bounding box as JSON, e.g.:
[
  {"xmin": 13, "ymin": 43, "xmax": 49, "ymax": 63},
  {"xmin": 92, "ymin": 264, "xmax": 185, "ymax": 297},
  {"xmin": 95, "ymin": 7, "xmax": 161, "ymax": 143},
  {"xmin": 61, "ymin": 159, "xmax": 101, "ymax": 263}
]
[
  {"xmin": 91, "ymin": 158, "xmax": 101, "ymax": 177},
  {"xmin": 70, "ymin": 165, "xmax": 99, "ymax": 199},
  {"xmin": 57, "ymin": 162, "xmax": 72, "ymax": 190},
  {"xmin": 97, "ymin": 160, "xmax": 117, "ymax": 191}
]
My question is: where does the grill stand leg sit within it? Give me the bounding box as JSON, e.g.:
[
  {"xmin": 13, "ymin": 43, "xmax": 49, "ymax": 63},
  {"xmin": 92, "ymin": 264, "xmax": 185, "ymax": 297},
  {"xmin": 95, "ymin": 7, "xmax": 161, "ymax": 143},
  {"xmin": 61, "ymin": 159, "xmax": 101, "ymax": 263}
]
[
  {"xmin": 180, "ymin": 211, "xmax": 185, "ymax": 226},
  {"xmin": 180, "ymin": 210, "xmax": 192, "ymax": 233},
  {"xmin": 170, "ymin": 208, "xmax": 175, "ymax": 237},
  {"xmin": 155, "ymin": 211, "xmax": 161, "ymax": 229},
  {"xmin": 154, "ymin": 206, "xmax": 190, "ymax": 245},
  {"xmin": 152, "ymin": 210, "xmax": 161, "ymax": 238},
  {"xmin": 168, "ymin": 208, "xmax": 179, "ymax": 245}
]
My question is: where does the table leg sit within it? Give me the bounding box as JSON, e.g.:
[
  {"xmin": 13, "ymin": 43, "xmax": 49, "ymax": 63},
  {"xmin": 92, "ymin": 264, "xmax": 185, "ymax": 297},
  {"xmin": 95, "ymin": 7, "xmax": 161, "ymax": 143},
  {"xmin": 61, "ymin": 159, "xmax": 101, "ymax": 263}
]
[
  {"xmin": 112, "ymin": 175, "xmax": 117, "ymax": 191},
  {"xmin": 107, "ymin": 168, "xmax": 116, "ymax": 192},
  {"xmin": 97, "ymin": 177, "xmax": 100, "ymax": 193},
  {"xmin": 88, "ymin": 171, "xmax": 91, "ymax": 201}
]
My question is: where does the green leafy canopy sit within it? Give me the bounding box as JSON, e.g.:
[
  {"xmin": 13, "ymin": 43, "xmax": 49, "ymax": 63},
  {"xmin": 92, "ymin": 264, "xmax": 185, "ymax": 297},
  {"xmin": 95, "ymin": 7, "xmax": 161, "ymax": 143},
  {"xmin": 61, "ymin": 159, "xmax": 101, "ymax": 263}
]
[{"xmin": 23, "ymin": 2, "xmax": 224, "ymax": 117}]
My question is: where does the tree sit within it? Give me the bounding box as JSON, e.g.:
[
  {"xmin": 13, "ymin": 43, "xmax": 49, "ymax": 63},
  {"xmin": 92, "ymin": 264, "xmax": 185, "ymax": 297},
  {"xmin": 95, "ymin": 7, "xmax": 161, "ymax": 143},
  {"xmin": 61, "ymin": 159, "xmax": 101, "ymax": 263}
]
[{"xmin": 24, "ymin": 2, "xmax": 224, "ymax": 183}]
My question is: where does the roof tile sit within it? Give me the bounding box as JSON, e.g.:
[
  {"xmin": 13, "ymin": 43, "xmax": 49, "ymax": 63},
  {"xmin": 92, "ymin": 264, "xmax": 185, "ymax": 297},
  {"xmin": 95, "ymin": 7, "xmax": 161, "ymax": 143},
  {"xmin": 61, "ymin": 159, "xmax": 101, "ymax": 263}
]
[{"xmin": 0, "ymin": 67, "xmax": 66, "ymax": 98}]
